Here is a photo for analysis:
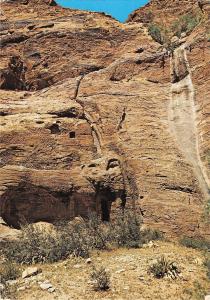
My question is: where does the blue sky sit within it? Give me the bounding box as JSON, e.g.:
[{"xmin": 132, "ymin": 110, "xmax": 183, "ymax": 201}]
[{"xmin": 56, "ymin": 0, "xmax": 149, "ymax": 22}]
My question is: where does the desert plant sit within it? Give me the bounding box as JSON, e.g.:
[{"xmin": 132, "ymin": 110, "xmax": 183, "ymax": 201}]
[
  {"xmin": 0, "ymin": 283, "xmax": 17, "ymax": 300},
  {"xmin": 144, "ymin": 10, "xmax": 154, "ymax": 23},
  {"xmin": 180, "ymin": 236, "xmax": 210, "ymax": 251},
  {"xmin": 2, "ymin": 222, "xmax": 90, "ymax": 264},
  {"xmin": 0, "ymin": 261, "xmax": 20, "ymax": 283},
  {"xmin": 2, "ymin": 214, "xmax": 112, "ymax": 265},
  {"xmin": 58, "ymin": 221, "xmax": 90, "ymax": 258},
  {"xmin": 148, "ymin": 23, "xmax": 164, "ymax": 44},
  {"xmin": 171, "ymin": 13, "xmax": 202, "ymax": 37},
  {"xmin": 3, "ymin": 224, "xmax": 63, "ymax": 264},
  {"xmin": 57, "ymin": 213, "xmax": 111, "ymax": 254},
  {"xmin": 110, "ymin": 210, "xmax": 142, "ymax": 248},
  {"xmin": 148, "ymin": 256, "xmax": 181, "ymax": 279},
  {"xmin": 85, "ymin": 212, "xmax": 110, "ymax": 250},
  {"xmin": 148, "ymin": 23, "xmax": 174, "ymax": 52},
  {"xmin": 1, "ymin": 209, "xmax": 165, "ymax": 265},
  {"xmin": 90, "ymin": 266, "xmax": 110, "ymax": 291}
]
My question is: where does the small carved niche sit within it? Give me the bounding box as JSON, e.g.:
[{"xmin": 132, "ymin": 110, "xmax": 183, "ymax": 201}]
[{"xmin": 69, "ymin": 131, "xmax": 76, "ymax": 139}]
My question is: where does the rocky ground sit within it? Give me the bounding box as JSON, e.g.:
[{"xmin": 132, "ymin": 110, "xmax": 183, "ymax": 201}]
[{"xmin": 1, "ymin": 241, "xmax": 210, "ymax": 300}]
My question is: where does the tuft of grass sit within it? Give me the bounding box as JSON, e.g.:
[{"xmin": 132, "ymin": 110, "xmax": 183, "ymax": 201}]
[
  {"xmin": 148, "ymin": 256, "xmax": 181, "ymax": 279},
  {"xmin": 90, "ymin": 266, "xmax": 110, "ymax": 291}
]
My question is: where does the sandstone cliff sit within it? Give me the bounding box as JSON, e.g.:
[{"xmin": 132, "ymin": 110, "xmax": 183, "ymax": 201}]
[{"xmin": 0, "ymin": 0, "xmax": 209, "ymax": 237}]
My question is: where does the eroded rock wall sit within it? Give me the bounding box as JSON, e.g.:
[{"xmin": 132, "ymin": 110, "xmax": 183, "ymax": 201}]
[
  {"xmin": 128, "ymin": 0, "xmax": 200, "ymax": 24},
  {"xmin": 0, "ymin": 0, "xmax": 209, "ymax": 236}
]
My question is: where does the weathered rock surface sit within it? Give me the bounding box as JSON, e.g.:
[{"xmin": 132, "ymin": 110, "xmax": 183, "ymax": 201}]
[
  {"xmin": 0, "ymin": 0, "xmax": 209, "ymax": 236},
  {"xmin": 128, "ymin": 0, "xmax": 209, "ymax": 24}
]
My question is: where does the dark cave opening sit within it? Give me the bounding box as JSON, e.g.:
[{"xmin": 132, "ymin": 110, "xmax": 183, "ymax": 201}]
[
  {"xmin": 69, "ymin": 131, "xmax": 76, "ymax": 138},
  {"xmin": 101, "ymin": 198, "xmax": 110, "ymax": 222},
  {"xmin": 49, "ymin": 123, "xmax": 61, "ymax": 134},
  {"xmin": 99, "ymin": 187, "xmax": 118, "ymax": 222}
]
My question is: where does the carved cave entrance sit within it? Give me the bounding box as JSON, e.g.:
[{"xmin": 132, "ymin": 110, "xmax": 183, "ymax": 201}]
[
  {"xmin": 101, "ymin": 198, "xmax": 110, "ymax": 221},
  {"xmin": 99, "ymin": 188, "xmax": 117, "ymax": 222}
]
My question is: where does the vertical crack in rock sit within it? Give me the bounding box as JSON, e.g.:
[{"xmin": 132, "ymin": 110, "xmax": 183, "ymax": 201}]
[
  {"xmin": 120, "ymin": 158, "xmax": 139, "ymax": 210},
  {"xmin": 169, "ymin": 45, "xmax": 210, "ymax": 199},
  {"xmin": 117, "ymin": 107, "xmax": 126, "ymax": 131},
  {"xmin": 72, "ymin": 72, "xmax": 133, "ymax": 210},
  {"xmin": 73, "ymin": 74, "xmax": 103, "ymax": 156},
  {"xmin": 73, "ymin": 75, "xmax": 85, "ymax": 100}
]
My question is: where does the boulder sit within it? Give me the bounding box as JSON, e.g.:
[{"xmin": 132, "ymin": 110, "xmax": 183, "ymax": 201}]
[
  {"xmin": 39, "ymin": 282, "xmax": 54, "ymax": 291},
  {"xmin": 22, "ymin": 267, "xmax": 41, "ymax": 279}
]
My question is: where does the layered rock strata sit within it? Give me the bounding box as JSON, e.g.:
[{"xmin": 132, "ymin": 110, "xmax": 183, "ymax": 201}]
[{"xmin": 0, "ymin": 0, "xmax": 209, "ymax": 236}]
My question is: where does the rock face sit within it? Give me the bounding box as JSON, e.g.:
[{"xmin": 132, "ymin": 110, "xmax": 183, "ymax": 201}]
[
  {"xmin": 127, "ymin": 0, "xmax": 207, "ymax": 24},
  {"xmin": 0, "ymin": 0, "xmax": 209, "ymax": 236}
]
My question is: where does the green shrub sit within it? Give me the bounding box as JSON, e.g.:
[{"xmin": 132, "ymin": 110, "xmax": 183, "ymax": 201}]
[
  {"xmin": 145, "ymin": 10, "xmax": 154, "ymax": 23},
  {"xmin": 0, "ymin": 261, "xmax": 20, "ymax": 283},
  {"xmin": 148, "ymin": 256, "xmax": 181, "ymax": 279},
  {"xmin": 171, "ymin": 13, "xmax": 202, "ymax": 37},
  {"xmin": 110, "ymin": 210, "xmax": 142, "ymax": 248},
  {"xmin": 148, "ymin": 24, "xmax": 164, "ymax": 44},
  {"xmin": 85, "ymin": 212, "xmax": 110, "ymax": 250},
  {"xmin": 90, "ymin": 266, "xmax": 110, "ymax": 291},
  {"xmin": 110, "ymin": 212, "xmax": 163, "ymax": 247},
  {"xmin": 3, "ymin": 224, "xmax": 63, "ymax": 264},
  {"xmin": 180, "ymin": 236, "xmax": 210, "ymax": 251},
  {"xmin": 2, "ymin": 222, "xmax": 90, "ymax": 264},
  {"xmin": 1, "ymin": 210, "xmax": 164, "ymax": 265},
  {"xmin": 2, "ymin": 213, "xmax": 110, "ymax": 264},
  {"xmin": 58, "ymin": 221, "xmax": 90, "ymax": 258}
]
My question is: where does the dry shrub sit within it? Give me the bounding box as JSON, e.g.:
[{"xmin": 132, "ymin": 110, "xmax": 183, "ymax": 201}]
[
  {"xmin": 110, "ymin": 210, "xmax": 142, "ymax": 248},
  {"xmin": 180, "ymin": 236, "xmax": 210, "ymax": 251},
  {"xmin": 0, "ymin": 261, "xmax": 20, "ymax": 283},
  {"xmin": 1, "ymin": 210, "xmax": 164, "ymax": 265},
  {"xmin": 2, "ymin": 222, "xmax": 91, "ymax": 264}
]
